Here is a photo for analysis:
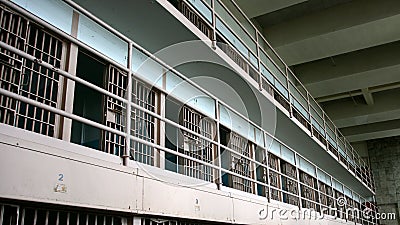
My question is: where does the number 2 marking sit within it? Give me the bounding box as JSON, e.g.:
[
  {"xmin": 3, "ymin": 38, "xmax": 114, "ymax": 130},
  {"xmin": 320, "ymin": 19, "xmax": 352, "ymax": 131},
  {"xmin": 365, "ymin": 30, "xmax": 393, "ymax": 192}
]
[{"xmin": 58, "ymin": 174, "xmax": 64, "ymax": 182}]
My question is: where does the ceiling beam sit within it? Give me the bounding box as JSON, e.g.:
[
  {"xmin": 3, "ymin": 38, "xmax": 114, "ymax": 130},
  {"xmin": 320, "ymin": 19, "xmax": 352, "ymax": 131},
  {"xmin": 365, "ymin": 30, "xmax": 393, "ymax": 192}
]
[
  {"xmin": 292, "ymin": 42, "xmax": 400, "ymax": 99},
  {"xmin": 340, "ymin": 119, "xmax": 400, "ymax": 142},
  {"xmin": 316, "ymin": 82, "xmax": 400, "ymax": 103},
  {"xmin": 235, "ymin": 0, "xmax": 307, "ymax": 19},
  {"xmin": 322, "ymin": 89, "xmax": 400, "ymax": 128},
  {"xmin": 262, "ymin": 0, "xmax": 400, "ymax": 66},
  {"xmin": 361, "ymin": 88, "xmax": 374, "ymax": 106}
]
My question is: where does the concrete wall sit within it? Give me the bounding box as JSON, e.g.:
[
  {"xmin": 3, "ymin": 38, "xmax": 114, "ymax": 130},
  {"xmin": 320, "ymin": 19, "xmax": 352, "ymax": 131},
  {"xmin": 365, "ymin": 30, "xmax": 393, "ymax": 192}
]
[{"xmin": 368, "ymin": 136, "xmax": 400, "ymax": 225}]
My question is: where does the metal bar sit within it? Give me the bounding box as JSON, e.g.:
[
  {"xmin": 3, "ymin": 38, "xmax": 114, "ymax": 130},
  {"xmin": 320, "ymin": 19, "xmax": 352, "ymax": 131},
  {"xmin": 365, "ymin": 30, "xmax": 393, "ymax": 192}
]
[
  {"xmin": 124, "ymin": 42, "xmax": 133, "ymax": 165},
  {"xmin": 0, "ymin": 41, "xmax": 128, "ymax": 105},
  {"xmin": 1, "ymin": 0, "xmax": 129, "ymax": 72},
  {"xmin": 0, "ymin": 88, "xmax": 127, "ymax": 138}
]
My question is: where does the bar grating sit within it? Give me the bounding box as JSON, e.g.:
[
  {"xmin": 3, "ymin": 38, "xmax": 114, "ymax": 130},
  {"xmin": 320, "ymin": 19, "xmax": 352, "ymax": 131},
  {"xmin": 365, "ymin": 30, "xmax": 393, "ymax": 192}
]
[
  {"xmin": 180, "ymin": 106, "xmax": 214, "ymax": 182},
  {"xmin": 104, "ymin": 65, "xmax": 127, "ymax": 156},
  {"xmin": 131, "ymin": 79, "xmax": 156, "ymax": 165},
  {"xmin": 228, "ymin": 131, "xmax": 252, "ymax": 193},
  {"xmin": 0, "ymin": 6, "xmax": 63, "ymax": 137}
]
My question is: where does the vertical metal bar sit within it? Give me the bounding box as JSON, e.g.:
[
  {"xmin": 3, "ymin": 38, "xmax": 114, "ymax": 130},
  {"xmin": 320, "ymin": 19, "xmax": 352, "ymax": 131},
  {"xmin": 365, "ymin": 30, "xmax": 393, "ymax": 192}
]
[
  {"xmin": 158, "ymin": 68, "xmax": 166, "ymax": 169},
  {"xmin": 124, "ymin": 43, "xmax": 133, "ymax": 165},
  {"xmin": 33, "ymin": 210, "xmax": 37, "ymax": 225},
  {"xmin": 211, "ymin": 0, "xmax": 217, "ymax": 49},
  {"xmin": 251, "ymin": 143, "xmax": 257, "ymax": 195},
  {"xmin": 215, "ymin": 99, "xmax": 222, "ymax": 189},
  {"xmin": 132, "ymin": 217, "xmax": 141, "ymax": 225},
  {"xmin": 295, "ymin": 152, "xmax": 302, "ymax": 209},
  {"xmin": 66, "ymin": 212, "xmax": 70, "ymax": 225},
  {"xmin": 256, "ymin": 33, "xmax": 262, "ymax": 91},
  {"xmin": 56, "ymin": 212, "xmax": 60, "ymax": 225},
  {"xmin": 315, "ymin": 166, "xmax": 323, "ymax": 215},
  {"xmin": 0, "ymin": 205, "xmax": 4, "ymax": 225},
  {"xmin": 45, "ymin": 211, "xmax": 49, "ymax": 225},
  {"xmin": 278, "ymin": 157, "xmax": 283, "ymax": 201},
  {"xmin": 264, "ymin": 133, "xmax": 272, "ymax": 202},
  {"xmin": 61, "ymin": 11, "xmax": 79, "ymax": 141}
]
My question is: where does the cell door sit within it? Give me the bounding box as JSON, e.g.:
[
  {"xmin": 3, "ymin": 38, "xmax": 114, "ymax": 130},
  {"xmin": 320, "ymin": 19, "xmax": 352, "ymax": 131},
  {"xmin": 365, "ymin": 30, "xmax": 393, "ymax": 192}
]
[
  {"xmin": 0, "ymin": 6, "xmax": 27, "ymax": 125},
  {"xmin": 131, "ymin": 79, "xmax": 157, "ymax": 166},
  {"xmin": 103, "ymin": 65, "xmax": 127, "ymax": 156},
  {"xmin": 228, "ymin": 131, "xmax": 253, "ymax": 193},
  {"xmin": 179, "ymin": 106, "xmax": 214, "ymax": 182},
  {"xmin": 0, "ymin": 7, "xmax": 64, "ymax": 137}
]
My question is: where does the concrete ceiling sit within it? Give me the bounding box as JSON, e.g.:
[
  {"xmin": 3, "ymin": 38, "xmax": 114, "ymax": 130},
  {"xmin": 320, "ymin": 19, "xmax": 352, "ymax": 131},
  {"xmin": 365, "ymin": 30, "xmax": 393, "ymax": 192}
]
[{"xmin": 236, "ymin": 0, "xmax": 400, "ymax": 145}]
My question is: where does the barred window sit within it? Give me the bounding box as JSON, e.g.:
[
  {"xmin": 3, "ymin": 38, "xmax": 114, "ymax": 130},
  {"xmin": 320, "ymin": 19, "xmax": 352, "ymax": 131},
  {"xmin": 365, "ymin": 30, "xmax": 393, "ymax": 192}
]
[
  {"xmin": 0, "ymin": 7, "xmax": 64, "ymax": 137},
  {"xmin": 131, "ymin": 79, "xmax": 156, "ymax": 165},
  {"xmin": 179, "ymin": 106, "xmax": 215, "ymax": 182}
]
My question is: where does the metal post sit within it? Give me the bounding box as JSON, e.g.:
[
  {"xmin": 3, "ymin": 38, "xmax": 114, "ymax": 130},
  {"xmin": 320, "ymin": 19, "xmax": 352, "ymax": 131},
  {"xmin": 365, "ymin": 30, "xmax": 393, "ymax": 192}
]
[
  {"xmin": 295, "ymin": 153, "xmax": 302, "ymax": 209},
  {"xmin": 211, "ymin": 0, "xmax": 217, "ymax": 50},
  {"xmin": 264, "ymin": 133, "xmax": 272, "ymax": 202},
  {"xmin": 61, "ymin": 11, "xmax": 79, "ymax": 141},
  {"xmin": 123, "ymin": 43, "xmax": 133, "ymax": 166},
  {"xmin": 158, "ymin": 68, "xmax": 167, "ymax": 169},
  {"xmin": 215, "ymin": 99, "xmax": 222, "ymax": 189}
]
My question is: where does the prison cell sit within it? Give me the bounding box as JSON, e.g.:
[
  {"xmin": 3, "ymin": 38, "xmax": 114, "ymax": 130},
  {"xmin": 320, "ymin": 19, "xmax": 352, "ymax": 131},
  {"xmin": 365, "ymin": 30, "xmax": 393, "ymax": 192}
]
[
  {"xmin": 0, "ymin": 202, "xmax": 124, "ymax": 225},
  {"xmin": 293, "ymin": 110, "xmax": 311, "ymax": 131},
  {"xmin": 216, "ymin": 39, "xmax": 249, "ymax": 73},
  {"xmin": 334, "ymin": 191, "xmax": 346, "ymax": 219},
  {"xmin": 299, "ymin": 171, "xmax": 318, "ymax": 210},
  {"xmin": 318, "ymin": 181, "xmax": 334, "ymax": 215},
  {"xmin": 267, "ymin": 153, "xmax": 281, "ymax": 201},
  {"xmin": 179, "ymin": 0, "xmax": 212, "ymax": 39},
  {"xmin": 281, "ymin": 161, "xmax": 297, "ymax": 179},
  {"xmin": 104, "ymin": 65, "xmax": 127, "ymax": 156},
  {"xmin": 345, "ymin": 196, "xmax": 355, "ymax": 221},
  {"xmin": 179, "ymin": 105, "xmax": 214, "ymax": 182},
  {"xmin": 226, "ymin": 131, "xmax": 253, "ymax": 193},
  {"xmin": 0, "ymin": 6, "xmax": 26, "ymax": 125},
  {"xmin": 255, "ymin": 163, "xmax": 269, "ymax": 197},
  {"xmin": 280, "ymin": 161, "xmax": 299, "ymax": 206},
  {"xmin": 0, "ymin": 7, "xmax": 63, "ymax": 137},
  {"xmin": 131, "ymin": 79, "xmax": 157, "ymax": 165},
  {"xmin": 281, "ymin": 176, "xmax": 299, "ymax": 206},
  {"xmin": 274, "ymin": 91, "xmax": 290, "ymax": 112},
  {"xmin": 261, "ymin": 78, "xmax": 274, "ymax": 96},
  {"xmin": 328, "ymin": 143, "xmax": 339, "ymax": 158},
  {"xmin": 140, "ymin": 217, "xmax": 213, "ymax": 225}
]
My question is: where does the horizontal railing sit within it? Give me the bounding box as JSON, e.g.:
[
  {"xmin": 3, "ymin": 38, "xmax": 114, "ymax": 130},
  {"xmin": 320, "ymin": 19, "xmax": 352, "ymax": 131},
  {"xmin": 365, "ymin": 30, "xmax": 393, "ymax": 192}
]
[
  {"xmin": 0, "ymin": 2, "xmax": 378, "ymax": 224},
  {"xmin": 171, "ymin": 0, "xmax": 375, "ymax": 192}
]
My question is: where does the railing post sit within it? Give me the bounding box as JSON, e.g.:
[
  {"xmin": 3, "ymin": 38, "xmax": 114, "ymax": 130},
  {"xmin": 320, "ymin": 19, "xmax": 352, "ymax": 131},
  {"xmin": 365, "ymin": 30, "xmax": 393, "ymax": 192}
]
[
  {"xmin": 211, "ymin": 0, "xmax": 217, "ymax": 50},
  {"xmin": 264, "ymin": 133, "xmax": 272, "ymax": 202},
  {"xmin": 215, "ymin": 99, "xmax": 222, "ymax": 189},
  {"xmin": 307, "ymin": 92, "xmax": 312, "ymax": 137},
  {"xmin": 256, "ymin": 34, "xmax": 262, "ymax": 91},
  {"xmin": 295, "ymin": 153, "xmax": 302, "ymax": 209},
  {"xmin": 123, "ymin": 43, "xmax": 133, "ymax": 166},
  {"xmin": 286, "ymin": 67, "xmax": 293, "ymax": 118}
]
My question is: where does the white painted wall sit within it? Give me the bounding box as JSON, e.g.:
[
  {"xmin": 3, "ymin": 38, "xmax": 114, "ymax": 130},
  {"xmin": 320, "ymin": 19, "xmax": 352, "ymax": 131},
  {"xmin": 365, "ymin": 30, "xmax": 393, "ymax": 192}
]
[{"xmin": 0, "ymin": 124, "xmax": 358, "ymax": 225}]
